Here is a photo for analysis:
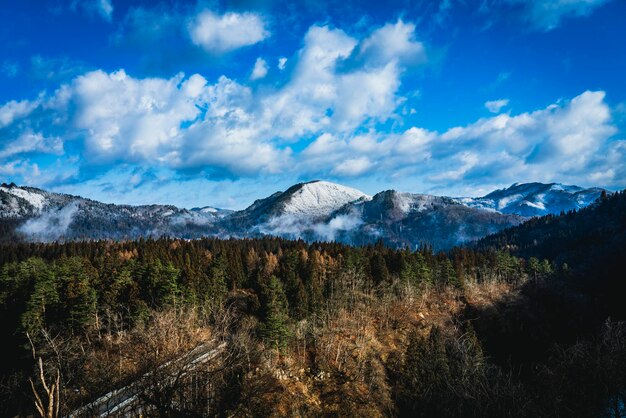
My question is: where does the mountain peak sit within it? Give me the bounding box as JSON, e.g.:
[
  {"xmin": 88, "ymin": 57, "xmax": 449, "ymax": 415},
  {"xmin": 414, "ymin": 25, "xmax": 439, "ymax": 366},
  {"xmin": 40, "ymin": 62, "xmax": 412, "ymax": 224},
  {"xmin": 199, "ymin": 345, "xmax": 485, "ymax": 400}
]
[
  {"xmin": 468, "ymin": 182, "xmax": 606, "ymax": 217},
  {"xmin": 280, "ymin": 180, "xmax": 369, "ymax": 218}
]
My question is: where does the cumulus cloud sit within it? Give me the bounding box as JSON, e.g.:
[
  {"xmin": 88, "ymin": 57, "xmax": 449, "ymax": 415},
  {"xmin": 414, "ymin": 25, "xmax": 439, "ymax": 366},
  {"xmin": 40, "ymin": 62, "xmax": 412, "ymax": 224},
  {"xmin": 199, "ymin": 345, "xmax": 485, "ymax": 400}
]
[
  {"xmin": 485, "ymin": 99, "xmax": 509, "ymax": 113},
  {"xmin": 505, "ymin": 0, "xmax": 611, "ymax": 31},
  {"xmin": 442, "ymin": 91, "xmax": 614, "ymax": 165},
  {"xmin": 332, "ymin": 157, "xmax": 372, "ymax": 177},
  {"xmin": 31, "ymin": 20, "xmax": 420, "ymax": 175},
  {"xmin": 259, "ymin": 21, "xmax": 422, "ymax": 138},
  {"xmin": 250, "ymin": 57, "xmax": 268, "ymax": 80},
  {"xmin": 301, "ymin": 128, "xmax": 435, "ymax": 178},
  {"xmin": 0, "ymin": 68, "xmax": 289, "ymax": 179},
  {"xmin": 71, "ymin": 69, "xmax": 200, "ymax": 161},
  {"xmin": 1, "ymin": 15, "xmax": 621, "ymax": 196},
  {"xmin": 299, "ymin": 90, "xmax": 621, "ymax": 192},
  {"xmin": 357, "ymin": 20, "xmax": 426, "ymax": 66},
  {"xmin": 278, "ymin": 57, "xmax": 287, "ymax": 70},
  {"xmin": 188, "ymin": 10, "xmax": 270, "ymax": 53}
]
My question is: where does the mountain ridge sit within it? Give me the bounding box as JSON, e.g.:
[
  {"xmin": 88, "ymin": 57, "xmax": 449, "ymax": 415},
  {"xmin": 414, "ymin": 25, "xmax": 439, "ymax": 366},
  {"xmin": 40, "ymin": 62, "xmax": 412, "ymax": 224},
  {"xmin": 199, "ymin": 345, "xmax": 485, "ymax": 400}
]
[{"xmin": 0, "ymin": 181, "xmax": 609, "ymax": 249}]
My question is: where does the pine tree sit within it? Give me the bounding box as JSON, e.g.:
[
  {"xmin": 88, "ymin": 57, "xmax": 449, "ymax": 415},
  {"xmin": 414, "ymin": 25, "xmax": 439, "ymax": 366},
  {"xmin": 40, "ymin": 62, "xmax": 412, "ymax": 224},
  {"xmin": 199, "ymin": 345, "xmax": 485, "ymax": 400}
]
[
  {"xmin": 370, "ymin": 253, "xmax": 389, "ymax": 285},
  {"xmin": 259, "ymin": 275, "xmax": 291, "ymax": 351},
  {"xmin": 56, "ymin": 257, "xmax": 98, "ymax": 334}
]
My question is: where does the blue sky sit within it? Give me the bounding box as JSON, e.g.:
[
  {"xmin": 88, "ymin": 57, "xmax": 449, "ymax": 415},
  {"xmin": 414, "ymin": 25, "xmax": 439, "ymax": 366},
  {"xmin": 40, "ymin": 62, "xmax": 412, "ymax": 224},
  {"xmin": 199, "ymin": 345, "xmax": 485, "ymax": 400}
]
[{"xmin": 1, "ymin": 0, "xmax": 625, "ymax": 209}]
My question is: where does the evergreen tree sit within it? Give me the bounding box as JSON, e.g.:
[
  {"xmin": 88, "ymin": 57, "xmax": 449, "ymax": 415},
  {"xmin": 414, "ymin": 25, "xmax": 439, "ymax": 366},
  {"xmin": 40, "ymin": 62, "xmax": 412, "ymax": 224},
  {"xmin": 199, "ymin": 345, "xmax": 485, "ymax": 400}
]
[
  {"xmin": 259, "ymin": 275, "xmax": 291, "ymax": 351},
  {"xmin": 370, "ymin": 253, "xmax": 389, "ymax": 285}
]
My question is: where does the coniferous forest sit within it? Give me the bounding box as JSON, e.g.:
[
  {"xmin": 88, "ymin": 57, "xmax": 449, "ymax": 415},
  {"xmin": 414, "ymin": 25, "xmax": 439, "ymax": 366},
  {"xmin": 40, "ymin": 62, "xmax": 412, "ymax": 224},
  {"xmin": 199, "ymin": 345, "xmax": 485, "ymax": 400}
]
[{"xmin": 0, "ymin": 191, "xmax": 625, "ymax": 417}]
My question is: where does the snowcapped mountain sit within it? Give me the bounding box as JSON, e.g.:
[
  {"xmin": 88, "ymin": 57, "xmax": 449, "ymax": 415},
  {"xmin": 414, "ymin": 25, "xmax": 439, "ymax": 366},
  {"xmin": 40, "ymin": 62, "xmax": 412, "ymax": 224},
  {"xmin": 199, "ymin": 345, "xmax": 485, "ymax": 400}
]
[
  {"xmin": 222, "ymin": 181, "xmax": 369, "ymax": 233},
  {"xmin": 0, "ymin": 182, "xmax": 230, "ymax": 241},
  {"xmin": 0, "ymin": 180, "xmax": 609, "ymax": 249},
  {"xmin": 276, "ymin": 181, "xmax": 369, "ymax": 218},
  {"xmin": 262, "ymin": 189, "xmax": 524, "ymax": 250},
  {"xmin": 456, "ymin": 182, "xmax": 606, "ymax": 217},
  {"xmin": 243, "ymin": 180, "xmax": 368, "ymax": 219}
]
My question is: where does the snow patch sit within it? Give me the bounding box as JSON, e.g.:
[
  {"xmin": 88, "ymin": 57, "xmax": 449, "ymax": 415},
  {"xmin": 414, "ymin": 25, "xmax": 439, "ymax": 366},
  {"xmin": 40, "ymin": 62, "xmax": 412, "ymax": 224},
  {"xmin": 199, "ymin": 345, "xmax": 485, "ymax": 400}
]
[
  {"xmin": 1, "ymin": 186, "xmax": 47, "ymax": 210},
  {"xmin": 394, "ymin": 193, "xmax": 414, "ymax": 213}
]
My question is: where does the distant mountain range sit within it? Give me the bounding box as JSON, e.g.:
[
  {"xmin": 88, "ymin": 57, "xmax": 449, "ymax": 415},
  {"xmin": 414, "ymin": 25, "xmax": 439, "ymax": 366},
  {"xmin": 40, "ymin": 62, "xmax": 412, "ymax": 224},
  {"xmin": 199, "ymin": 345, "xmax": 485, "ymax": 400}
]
[
  {"xmin": 0, "ymin": 180, "xmax": 608, "ymax": 250},
  {"xmin": 455, "ymin": 182, "xmax": 605, "ymax": 217}
]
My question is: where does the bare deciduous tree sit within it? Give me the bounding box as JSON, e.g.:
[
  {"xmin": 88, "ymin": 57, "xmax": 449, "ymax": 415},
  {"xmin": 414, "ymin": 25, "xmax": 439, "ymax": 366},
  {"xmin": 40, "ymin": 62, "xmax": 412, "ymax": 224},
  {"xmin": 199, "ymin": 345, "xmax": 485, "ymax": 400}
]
[{"xmin": 30, "ymin": 357, "xmax": 60, "ymax": 418}]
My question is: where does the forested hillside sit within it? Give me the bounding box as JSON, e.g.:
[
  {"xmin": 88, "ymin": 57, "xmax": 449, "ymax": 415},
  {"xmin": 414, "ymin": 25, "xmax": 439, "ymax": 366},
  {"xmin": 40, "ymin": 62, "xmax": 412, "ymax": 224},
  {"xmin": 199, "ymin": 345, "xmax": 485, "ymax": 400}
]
[
  {"xmin": 477, "ymin": 189, "xmax": 626, "ymax": 317},
  {"xmin": 0, "ymin": 192, "xmax": 624, "ymax": 417}
]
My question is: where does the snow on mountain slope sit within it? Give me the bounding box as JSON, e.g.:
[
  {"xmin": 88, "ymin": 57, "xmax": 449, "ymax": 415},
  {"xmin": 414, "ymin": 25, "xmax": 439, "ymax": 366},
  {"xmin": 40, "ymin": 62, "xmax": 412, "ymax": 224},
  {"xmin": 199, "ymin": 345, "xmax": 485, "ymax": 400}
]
[
  {"xmin": 243, "ymin": 181, "xmax": 370, "ymax": 239},
  {"xmin": 0, "ymin": 184, "xmax": 231, "ymax": 241},
  {"xmin": 280, "ymin": 181, "xmax": 370, "ymax": 218},
  {"xmin": 1, "ymin": 186, "xmax": 47, "ymax": 210},
  {"xmin": 224, "ymin": 180, "xmax": 370, "ymax": 235},
  {"xmin": 326, "ymin": 190, "xmax": 524, "ymax": 249},
  {"xmin": 0, "ymin": 184, "xmax": 52, "ymax": 217},
  {"xmin": 190, "ymin": 206, "xmax": 234, "ymax": 219},
  {"xmin": 456, "ymin": 182, "xmax": 606, "ymax": 217}
]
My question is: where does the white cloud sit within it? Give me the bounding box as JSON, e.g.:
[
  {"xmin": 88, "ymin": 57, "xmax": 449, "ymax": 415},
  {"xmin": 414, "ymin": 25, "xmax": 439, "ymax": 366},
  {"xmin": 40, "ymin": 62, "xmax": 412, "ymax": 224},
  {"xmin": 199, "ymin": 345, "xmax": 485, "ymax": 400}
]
[
  {"xmin": 0, "ymin": 132, "xmax": 63, "ymax": 158},
  {"xmin": 0, "ymin": 160, "xmax": 38, "ymax": 177},
  {"xmin": 278, "ymin": 57, "xmax": 287, "ymax": 70},
  {"xmin": 259, "ymin": 22, "xmax": 419, "ymax": 138},
  {"xmin": 358, "ymin": 20, "xmax": 426, "ymax": 66},
  {"xmin": 0, "ymin": 69, "xmax": 289, "ymax": 178},
  {"xmin": 485, "ymin": 98, "xmax": 509, "ymax": 113},
  {"xmin": 188, "ymin": 10, "xmax": 270, "ymax": 53},
  {"xmin": 2, "ymin": 16, "xmax": 620, "ymax": 194},
  {"xmin": 505, "ymin": 0, "xmax": 611, "ymax": 30},
  {"xmin": 331, "ymin": 62, "xmax": 401, "ymax": 131},
  {"xmin": 312, "ymin": 213, "xmax": 364, "ymax": 241},
  {"xmin": 250, "ymin": 57, "xmax": 268, "ymax": 80},
  {"xmin": 71, "ymin": 69, "xmax": 200, "ymax": 161},
  {"xmin": 299, "ymin": 90, "xmax": 621, "ymax": 192},
  {"xmin": 443, "ymin": 91, "xmax": 614, "ymax": 161},
  {"xmin": 332, "ymin": 157, "xmax": 372, "ymax": 177},
  {"xmin": 0, "ymin": 99, "xmax": 39, "ymax": 128}
]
